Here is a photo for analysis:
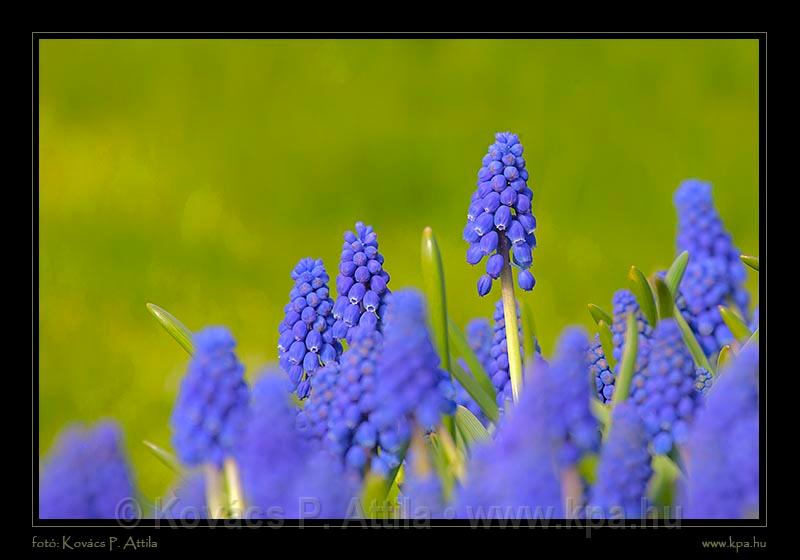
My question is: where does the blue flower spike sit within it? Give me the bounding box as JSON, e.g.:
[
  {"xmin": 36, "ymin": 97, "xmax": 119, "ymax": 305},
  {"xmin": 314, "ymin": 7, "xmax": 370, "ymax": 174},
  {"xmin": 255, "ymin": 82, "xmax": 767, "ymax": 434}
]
[
  {"xmin": 464, "ymin": 132, "xmax": 536, "ymax": 402},
  {"xmin": 278, "ymin": 258, "xmax": 342, "ymax": 400}
]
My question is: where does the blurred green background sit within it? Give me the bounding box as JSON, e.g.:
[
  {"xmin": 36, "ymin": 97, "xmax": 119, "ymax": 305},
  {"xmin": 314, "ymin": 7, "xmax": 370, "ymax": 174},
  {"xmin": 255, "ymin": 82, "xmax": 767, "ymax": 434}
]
[{"xmin": 38, "ymin": 39, "xmax": 759, "ymax": 500}]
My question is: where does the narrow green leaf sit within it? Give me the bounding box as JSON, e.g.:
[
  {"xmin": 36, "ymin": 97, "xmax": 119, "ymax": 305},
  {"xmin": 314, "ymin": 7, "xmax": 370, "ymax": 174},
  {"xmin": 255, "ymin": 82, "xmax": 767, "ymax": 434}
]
[
  {"xmin": 146, "ymin": 303, "xmax": 194, "ymax": 355},
  {"xmin": 664, "ymin": 251, "xmax": 690, "ymax": 295},
  {"xmin": 587, "ymin": 303, "xmax": 613, "ymax": 327},
  {"xmin": 627, "ymin": 266, "xmax": 658, "ymax": 327},
  {"xmin": 649, "ymin": 454, "xmax": 681, "ymax": 510},
  {"xmin": 613, "ymin": 313, "xmax": 638, "ymax": 404},
  {"xmin": 520, "ymin": 299, "xmax": 538, "ymax": 363},
  {"xmin": 420, "ymin": 227, "xmax": 450, "ymax": 372},
  {"xmin": 742, "ymin": 328, "xmax": 759, "ymax": 351},
  {"xmin": 716, "ymin": 345, "xmax": 733, "ymax": 372},
  {"xmin": 653, "ymin": 276, "xmax": 674, "ymax": 321},
  {"xmin": 719, "ymin": 305, "xmax": 752, "ymax": 343},
  {"xmin": 590, "ymin": 399, "xmax": 611, "ymax": 427},
  {"xmin": 448, "ymin": 316, "xmax": 496, "ymax": 401},
  {"xmin": 597, "ymin": 319, "xmax": 616, "ymax": 370},
  {"xmin": 740, "ymin": 254, "xmax": 759, "ymax": 272},
  {"xmin": 142, "ymin": 440, "xmax": 185, "ymax": 477},
  {"xmin": 360, "ymin": 443, "xmax": 408, "ymax": 518},
  {"xmin": 450, "ymin": 360, "xmax": 499, "ymax": 423},
  {"xmin": 673, "ymin": 310, "xmax": 714, "ymax": 375},
  {"xmin": 454, "ymin": 405, "xmax": 491, "ymax": 446},
  {"xmin": 667, "ymin": 446, "xmax": 687, "ymax": 476}
]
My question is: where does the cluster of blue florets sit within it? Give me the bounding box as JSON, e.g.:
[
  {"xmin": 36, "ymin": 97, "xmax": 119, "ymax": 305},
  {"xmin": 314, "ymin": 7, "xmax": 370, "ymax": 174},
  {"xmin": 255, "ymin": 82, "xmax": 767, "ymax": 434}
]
[
  {"xmin": 278, "ymin": 258, "xmax": 342, "ymax": 399},
  {"xmin": 39, "ymin": 421, "xmax": 137, "ymax": 519},
  {"xmin": 631, "ymin": 319, "xmax": 703, "ymax": 455},
  {"xmin": 587, "ymin": 402, "xmax": 652, "ymax": 519},
  {"xmin": 298, "ymin": 326, "xmax": 391, "ymax": 475},
  {"xmin": 536, "ymin": 328, "xmax": 600, "ymax": 467},
  {"xmin": 372, "ymin": 291, "xmax": 456, "ymax": 465},
  {"xmin": 694, "ymin": 367, "xmax": 713, "ymax": 395},
  {"xmin": 674, "ymin": 179, "xmax": 750, "ymax": 354},
  {"xmin": 684, "ymin": 345, "xmax": 759, "ymax": 518},
  {"xmin": 237, "ymin": 374, "xmax": 357, "ymax": 518},
  {"xmin": 332, "ymin": 222, "xmax": 391, "ymax": 344},
  {"xmin": 587, "ymin": 335, "xmax": 614, "ymax": 403},
  {"xmin": 464, "ymin": 132, "xmax": 537, "ymax": 297},
  {"xmin": 170, "ymin": 327, "xmax": 250, "ymax": 467}
]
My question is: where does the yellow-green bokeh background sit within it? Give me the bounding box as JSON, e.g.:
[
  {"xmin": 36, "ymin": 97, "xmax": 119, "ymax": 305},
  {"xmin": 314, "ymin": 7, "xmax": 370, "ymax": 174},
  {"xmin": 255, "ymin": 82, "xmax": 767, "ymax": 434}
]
[{"xmin": 39, "ymin": 39, "xmax": 759, "ymax": 500}]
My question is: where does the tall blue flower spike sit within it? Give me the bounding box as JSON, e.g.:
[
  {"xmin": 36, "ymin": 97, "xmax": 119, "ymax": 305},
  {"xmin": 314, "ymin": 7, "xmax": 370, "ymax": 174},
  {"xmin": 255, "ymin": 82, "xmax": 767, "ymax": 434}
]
[
  {"xmin": 170, "ymin": 327, "xmax": 249, "ymax": 467},
  {"xmin": 455, "ymin": 371, "xmax": 563, "ymax": 520},
  {"xmin": 587, "ymin": 402, "xmax": 653, "ymax": 519},
  {"xmin": 535, "ymin": 327, "xmax": 600, "ymax": 468},
  {"xmin": 297, "ymin": 326, "xmax": 387, "ymax": 476},
  {"xmin": 674, "ymin": 179, "xmax": 749, "ymax": 355},
  {"xmin": 464, "ymin": 132, "xmax": 537, "ymax": 296},
  {"xmin": 237, "ymin": 373, "xmax": 357, "ymax": 519},
  {"xmin": 332, "ymin": 222, "xmax": 391, "ymax": 344},
  {"xmin": 371, "ymin": 290, "xmax": 456, "ymax": 475},
  {"xmin": 632, "ymin": 319, "xmax": 703, "ymax": 455},
  {"xmin": 587, "ymin": 335, "xmax": 615, "ymax": 403},
  {"xmin": 39, "ymin": 421, "xmax": 138, "ymax": 519},
  {"xmin": 278, "ymin": 258, "xmax": 342, "ymax": 400},
  {"xmin": 683, "ymin": 345, "xmax": 759, "ymax": 519}
]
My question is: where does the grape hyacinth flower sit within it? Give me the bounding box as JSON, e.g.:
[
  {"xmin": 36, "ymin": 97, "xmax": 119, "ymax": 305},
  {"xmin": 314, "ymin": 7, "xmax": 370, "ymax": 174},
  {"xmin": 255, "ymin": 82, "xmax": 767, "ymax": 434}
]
[
  {"xmin": 587, "ymin": 402, "xmax": 653, "ymax": 519},
  {"xmin": 278, "ymin": 258, "xmax": 342, "ymax": 399},
  {"xmin": 170, "ymin": 327, "xmax": 249, "ymax": 467},
  {"xmin": 489, "ymin": 300, "xmax": 524, "ymax": 409},
  {"xmin": 631, "ymin": 319, "xmax": 702, "ymax": 455},
  {"xmin": 694, "ymin": 367, "xmax": 713, "ymax": 395},
  {"xmin": 298, "ymin": 326, "xmax": 387, "ymax": 475},
  {"xmin": 372, "ymin": 290, "xmax": 456, "ymax": 474},
  {"xmin": 587, "ymin": 335, "xmax": 615, "ymax": 403},
  {"xmin": 679, "ymin": 257, "xmax": 736, "ymax": 356},
  {"xmin": 158, "ymin": 472, "xmax": 207, "ymax": 520},
  {"xmin": 40, "ymin": 421, "xmax": 138, "ymax": 519},
  {"xmin": 536, "ymin": 328, "xmax": 600, "ymax": 468},
  {"xmin": 332, "ymin": 222, "xmax": 391, "ymax": 344},
  {"xmin": 683, "ymin": 345, "xmax": 759, "ymax": 519},
  {"xmin": 237, "ymin": 373, "xmax": 357, "ymax": 519},
  {"xmin": 455, "ymin": 373, "xmax": 563, "ymax": 520},
  {"xmin": 464, "ymin": 132, "xmax": 537, "ymax": 296},
  {"xmin": 674, "ymin": 179, "xmax": 749, "ymax": 351}
]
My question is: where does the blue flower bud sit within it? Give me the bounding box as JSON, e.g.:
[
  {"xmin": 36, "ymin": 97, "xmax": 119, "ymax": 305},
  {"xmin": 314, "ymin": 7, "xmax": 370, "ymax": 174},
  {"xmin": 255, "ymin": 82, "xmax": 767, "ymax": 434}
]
[
  {"xmin": 480, "ymin": 230, "xmax": 499, "ymax": 255},
  {"xmin": 511, "ymin": 243, "xmax": 532, "ymax": 267},
  {"xmin": 494, "ymin": 205, "xmax": 512, "ymax": 231},
  {"xmin": 477, "ymin": 274, "xmax": 493, "ymax": 296},
  {"xmin": 466, "ymin": 243, "xmax": 484, "ymax": 265},
  {"xmin": 486, "ymin": 253, "xmax": 504, "ymax": 279},
  {"xmin": 518, "ymin": 270, "xmax": 535, "ymax": 291},
  {"xmin": 507, "ymin": 220, "xmax": 526, "ymax": 245}
]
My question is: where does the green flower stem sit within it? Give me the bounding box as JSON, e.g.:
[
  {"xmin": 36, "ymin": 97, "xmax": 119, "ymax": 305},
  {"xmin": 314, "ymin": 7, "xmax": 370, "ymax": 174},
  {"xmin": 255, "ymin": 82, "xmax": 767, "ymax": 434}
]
[
  {"xmin": 613, "ymin": 313, "xmax": 638, "ymax": 405},
  {"xmin": 498, "ymin": 236, "xmax": 524, "ymax": 403},
  {"xmin": 223, "ymin": 457, "xmax": 246, "ymax": 518},
  {"xmin": 204, "ymin": 463, "xmax": 226, "ymax": 519}
]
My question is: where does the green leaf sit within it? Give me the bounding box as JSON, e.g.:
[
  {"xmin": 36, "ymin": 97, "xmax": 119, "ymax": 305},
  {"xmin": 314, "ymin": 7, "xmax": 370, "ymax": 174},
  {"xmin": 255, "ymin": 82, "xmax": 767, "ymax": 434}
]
[
  {"xmin": 613, "ymin": 313, "xmax": 639, "ymax": 404},
  {"xmin": 360, "ymin": 443, "xmax": 409, "ymax": 518},
  {"xmin": 718, "ymin": 305, "xmax": 752, "ymax": 343},
  {"xmin": 454, "ymin": 405, "xmax": 491, "ymax": 446},
  {"xmin": 590, "ymin": 399, "xmax": 611, "ymax": 427},
  {"xmin": 142, "ymin": 440, "xmax": 185, "ymax": 477},
  {"xmin": 448, "ymin": 316, "xmax": 496, "ymax": 402},
  {"xmin": 740, "ymin": 254, "xmax": 759, "ymax": 272},
  {"xmin": 597, "ymin": 319, "xmax": 616, "ymax": 370},
  {"xmin": 521, "ymin": 299, "xmax": 538, "ymax": 363},
  {"xmin": 664, "ymin": 251, "xmax": 690, "ymax": 295},
  {"xmin": 450, "ymin": 360, "xmax": 499, "ymax": 423},
  {"xmin": 716, "ymin": 345, "xmax": 733, "ymax": 372},
  {"xmin": 673, "ymin": 309, "xmax": 714, "ymax": 375},
  {"xmin": 742, "ymin": 328, "xmax": 759, "ymax": 351},
  {"xmin": 146, "ymin": 303, "xmax": 194, "ymax": 355},
  {"xmin": 627, "ymin": 266, "xmax": 658, "ymax": 327},
  {"xmin": 587, "ymin": 303, "xmax": 613, "ymax": 327},
  {"xmin": 653, "ymin": 276, "xmax": 674, "ymax": 321},
  {"xmin": 649, "ymin": 454, "xmax": 682, "ymax": 510},
  {"xmin": 420, "ymin": 227, "xmax": 450, "ymax": 372}
]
